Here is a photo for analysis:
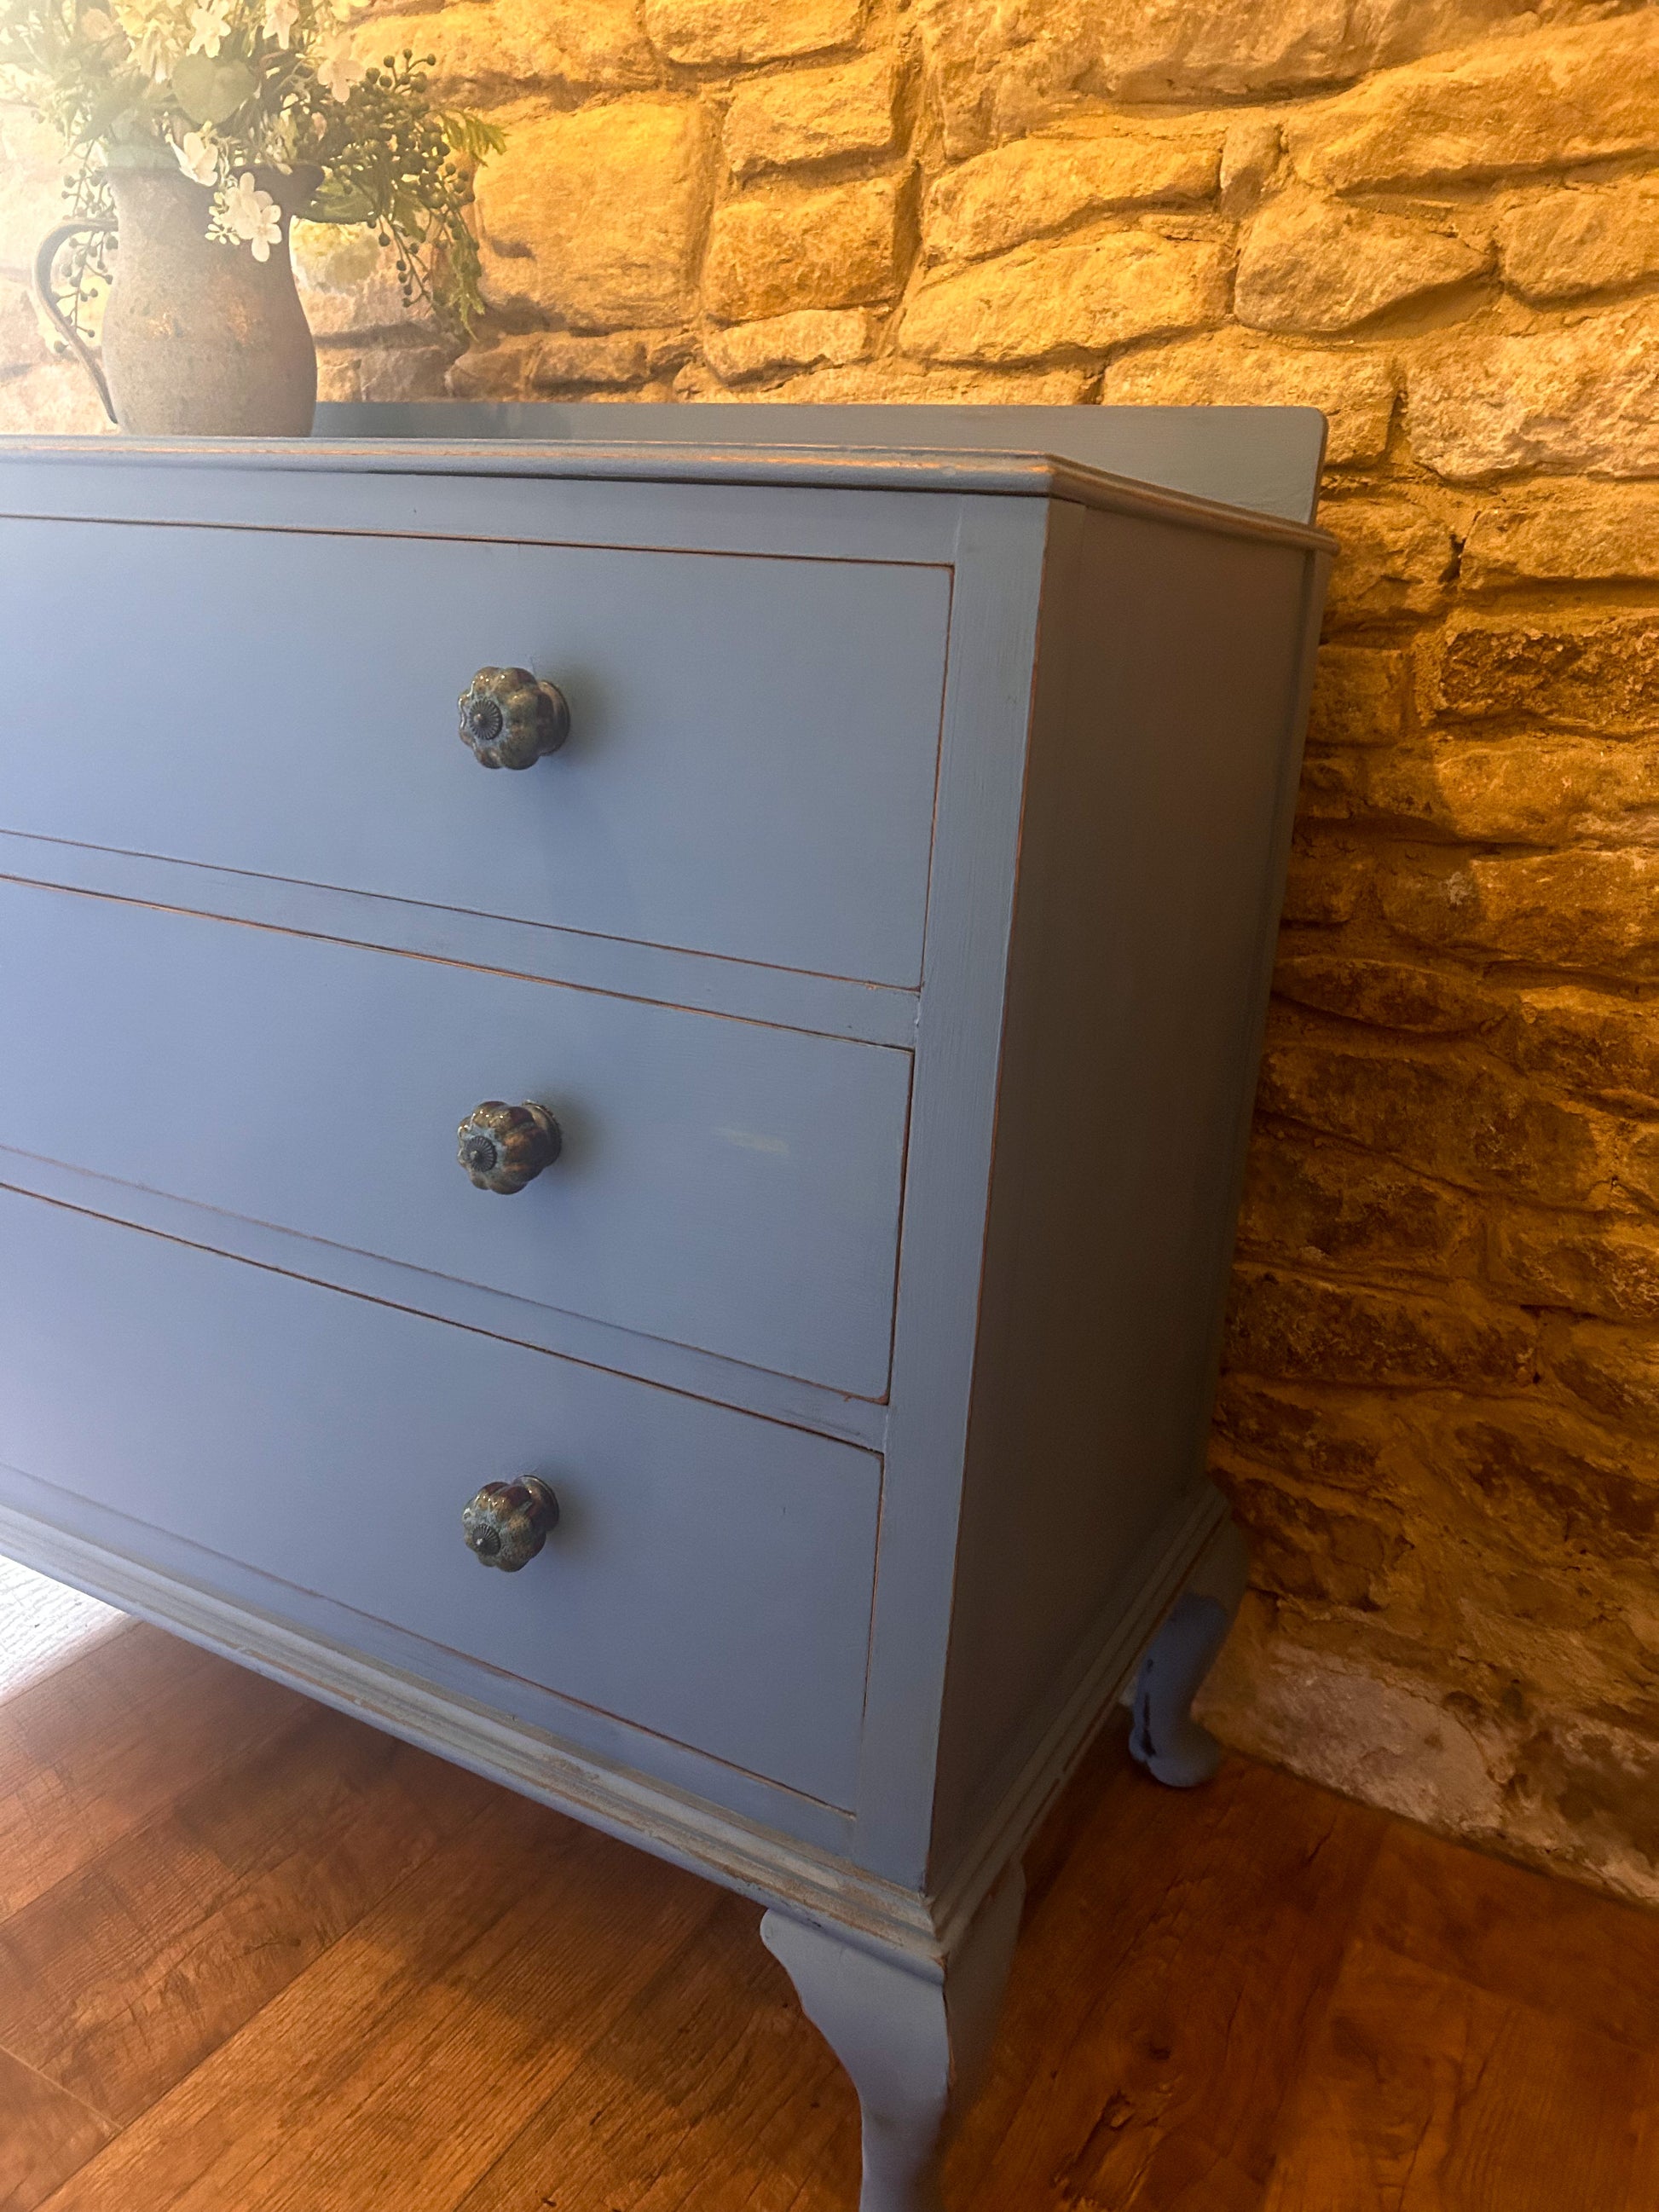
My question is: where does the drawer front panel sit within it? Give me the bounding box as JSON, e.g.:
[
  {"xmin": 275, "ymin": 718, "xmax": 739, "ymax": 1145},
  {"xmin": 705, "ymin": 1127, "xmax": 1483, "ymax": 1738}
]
[
  {"xmin": 0, "ymin": 517, "xmax": 950, "ymax": 988},
  {"xmin": 0, "ymin": 883, "xmax": 910, "ymax": 1398},
  {"xmin": 0, "ymin": 1187, "xmax": 882, "ymax": 1805}
]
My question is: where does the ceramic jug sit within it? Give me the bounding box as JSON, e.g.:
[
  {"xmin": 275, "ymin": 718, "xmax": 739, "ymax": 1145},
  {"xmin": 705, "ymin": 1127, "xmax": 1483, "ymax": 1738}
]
[{"xmin": 33, "ymin": 154, "xmax": 317, "ymax": 436}]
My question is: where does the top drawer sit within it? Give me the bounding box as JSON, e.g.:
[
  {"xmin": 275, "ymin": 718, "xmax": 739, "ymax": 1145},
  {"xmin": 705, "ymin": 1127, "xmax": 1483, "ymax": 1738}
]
[{"xmin": 0, "ymin": 517, "xmax": 951, "ymax": 987}]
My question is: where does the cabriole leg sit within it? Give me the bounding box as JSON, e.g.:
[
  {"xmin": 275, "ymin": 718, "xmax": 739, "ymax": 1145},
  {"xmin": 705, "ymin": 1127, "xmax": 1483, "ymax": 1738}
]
[
  {"xmin": 1129, "ymin": 1512, "xmax": 1251, "ymax": 1788},
  {"xmin": 761, "ymin": 1865, "xmax": 1025, "ymax": 2212}
]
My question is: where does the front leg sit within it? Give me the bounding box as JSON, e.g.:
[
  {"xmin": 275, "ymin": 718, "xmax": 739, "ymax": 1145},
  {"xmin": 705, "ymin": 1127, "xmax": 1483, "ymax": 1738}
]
[{"xmin": 761, "ymin": 1865, "xmax": 1025, "ymax": 2212}]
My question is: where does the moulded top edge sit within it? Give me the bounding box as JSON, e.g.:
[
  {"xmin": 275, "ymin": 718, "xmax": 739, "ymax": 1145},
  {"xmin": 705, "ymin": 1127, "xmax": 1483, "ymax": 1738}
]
[{"xmin": 0, "ymin": 435, "xmax": 1338, "ymax": 556}]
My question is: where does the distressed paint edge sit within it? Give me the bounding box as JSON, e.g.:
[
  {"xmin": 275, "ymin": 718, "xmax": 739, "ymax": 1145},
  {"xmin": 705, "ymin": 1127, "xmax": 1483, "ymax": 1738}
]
[
  {"xmin": 0, "ymin": 1481, "xmax": 1224, "ymax": 1967},
  {"xmin": 0, "ymin": 1493, "xmax": 948, "ymax": 1956},
  {"xmin": 0, "ymin": 437, "xmax": 1338, "ymax": 554}
]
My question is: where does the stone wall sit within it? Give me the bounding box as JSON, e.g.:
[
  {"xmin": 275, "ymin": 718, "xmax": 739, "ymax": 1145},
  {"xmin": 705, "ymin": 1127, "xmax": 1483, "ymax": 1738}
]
[{"xmin": 4, "ymin": 0, "xmax": 1659, "ymax": 1903}]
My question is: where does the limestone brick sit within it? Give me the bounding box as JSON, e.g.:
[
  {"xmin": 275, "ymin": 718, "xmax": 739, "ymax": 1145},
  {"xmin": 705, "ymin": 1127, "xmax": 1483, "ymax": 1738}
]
[
  {"xmin": 1305, "ymin": 646, "xmax": 1413, "ymax": 748},
  {"xmin": 1197, "ymin": 1608, "xmax": 1512, "ymax": 1839},
  {"xmin": 703, "ymin": 307, "xmax": 874, "ymax": 380},
  {"xmin": 346, "ymin": 0, "xmax": 656, "ymax": 94},
  {"xmin": 1211, "ymin": 1377, "xmax": 1402, "ymax": 1498},
  {"xmin": 1224, "ymin": 1471, "xmax": 1408, "ymax": 1611},
  {"xmin": 1439, "ymin": 1406, "xmax": 1659, "ymax": 1563},
  {"xmin": 1506, "ymin": 989, "xmax": 1659, "ymax": 1117},
  {"xmin": 1379, "ymin": 852, "xmax": 1659, "ymax": 976},
  {"xmin": 1198, "ymin": 1604, "xmax": 1659, "ymax": 1909},
  {"xmin": 899, "ymin": 227, "xmax": 1227, "ymax": 366},
  {"xmin": 1432, "ymin": 611, "xmax": 1659, "ymax": 736},
  {"xmin": 1226, "ymin": 1264, "xmax": 1535, "ymax": 1389},
  {"xmin": 315, "ymin": 342, "xmax": 453, "ymax": 404},
  {"xmin": 1462, "ymin": 484, "xmax": 1659, "ymax": 592},
  {"xmin": 0, "ymin": 359, "xmax": 111, "ymax": 434},
  {"xmin": 1549, "ymin": 1320, "xmax": 1659, "ymax": 1431},
  {"xmin": 1490, "ymin": 1214, "xmax": 1659, "ymax": 1325},
  {"xmin": 293, "ymin": 224, "xmax": 436, "ymax": 341},
  {"xmin": 1411, "ymin": 301, "xmax": 1659, "ymax": 482},
  {"xmin": 1273, "ymin": 953, "xmax": 1497, "ymax": 1041},
  {"xmin": 1286, "ymin": 13, "xmax": 1659, "ymax": 193},
  {"xmin": 1257, "ymin": 1038, "xmax": 1621, "ymax": 1209},
  {"xmin": 1302, "ymin": 735, "xmax": 1659, "ymax": 847},
  {"xmin": 446, "ymin": 333, "xmax": 546, "ymax": 400},
  {"xmin": 448, "ymin": 328, "xmax": 682, "ymax": 396},
  {"xmin": 1091, "ymin": 0, "xmax": 1557, "ymax": 105},
  {"xmin": 746, "ymin": 361, "xmax": 1095, "ymax": 405},
  {"xmin": 1498, "ymin": 183, "xmax": 1659, "ymax": 307},
  {"xmin": 474, "ymin": 100, "xmax": 714, "ymax": 330},
  {"xmin": 702, "ymin": 174, "xmax": 902, "ymax": 322},
  {"xmin": 1219, "ymin": 115, "xmax": 1284, "ymax": 213},
  {"xmin": 1236, "ymin": 188, "xmax": 1485, "ymax": 335},
  {"xmin": 1281, "ymin": 844, "xmax": 1364, "ymax": 927},
  {"xmin": 533, "ymin": 332, "xmax": 655, "ymax": 387},
  {"xmin": 1321, "ymin": 494, "xmax": 1456, "ymax": 625},
  {"xmin": 1101, "ymin": 334, "xmax": 1398, "ymax": 467},
  {"xmin": 924, "ymin": 123, "xmax": 1221, "ymax": 267},
  {"xmin": 644, "ymin": 0, "xmax": 864, "ymax": 67},
  {"xmin": 724, "ymin": 54, "xmax": 895, "ymax": 177},
  {"xmin": 916, "ymin": 0, "xmax": 1553, "ymax": 159},
  {"xmin": 913, "ymin": 0, "xmax": 1096, "ymax": 161},
  {"xmin": 1238, "ymin": 1132, "xmax": 1480, "ymax": 1277}
]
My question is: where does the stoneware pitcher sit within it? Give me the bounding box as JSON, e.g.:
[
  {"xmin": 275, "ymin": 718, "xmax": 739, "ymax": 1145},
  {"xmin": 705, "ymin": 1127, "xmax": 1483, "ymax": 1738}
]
[{"xmin": 33, "ymin": 153, "xmax": 318, "ymax": 437}]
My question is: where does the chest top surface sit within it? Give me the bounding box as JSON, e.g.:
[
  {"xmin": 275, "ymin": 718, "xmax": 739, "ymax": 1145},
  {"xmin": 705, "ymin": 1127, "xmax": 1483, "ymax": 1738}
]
[{"xmin": 0, "ymin": 401, "xmax": 1333, "ymax": 537}]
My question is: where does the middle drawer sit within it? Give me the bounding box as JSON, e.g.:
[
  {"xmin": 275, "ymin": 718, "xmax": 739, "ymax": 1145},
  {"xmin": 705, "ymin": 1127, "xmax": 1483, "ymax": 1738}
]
[{"xmin": 0, "ymin": 881, "xmax": 910, "ymax": 1398}]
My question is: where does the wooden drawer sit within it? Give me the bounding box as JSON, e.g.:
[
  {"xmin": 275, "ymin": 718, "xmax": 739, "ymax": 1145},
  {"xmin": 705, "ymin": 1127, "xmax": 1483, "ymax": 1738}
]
[
  {"xmin": 0, "ymin": 881, "xmax": 910, "ymax": 1398},
  {"xmin": 0, "ymin": 1187, "xmax": 882, "ymax": 1805},
  {"xmin": 0, "ymin": 515, "xmax": 950, "ymax": 988}
]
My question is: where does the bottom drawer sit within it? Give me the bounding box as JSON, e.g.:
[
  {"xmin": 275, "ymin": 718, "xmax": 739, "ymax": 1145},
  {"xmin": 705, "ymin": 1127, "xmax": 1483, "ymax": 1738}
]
[{"xmin": 0, "ymin": 1187, "xmax": 882, "ymax": 1806}]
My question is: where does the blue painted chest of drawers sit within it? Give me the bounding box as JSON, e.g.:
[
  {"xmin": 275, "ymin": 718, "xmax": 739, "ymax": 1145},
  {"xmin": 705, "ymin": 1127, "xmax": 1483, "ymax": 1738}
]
[{"xmin": 0, "ymin": 404, "xmax": 1332, "ymax": 2209}]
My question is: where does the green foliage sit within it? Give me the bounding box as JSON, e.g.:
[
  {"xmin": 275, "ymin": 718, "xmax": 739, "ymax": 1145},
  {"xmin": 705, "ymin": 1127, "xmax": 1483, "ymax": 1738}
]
[{"xmin": 0, "ymin": 0, "xmax": 503, "ymax": 335}]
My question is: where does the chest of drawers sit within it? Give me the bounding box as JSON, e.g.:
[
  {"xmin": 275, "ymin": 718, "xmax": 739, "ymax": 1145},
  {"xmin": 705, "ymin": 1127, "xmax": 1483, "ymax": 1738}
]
[{"xmin": 0, "ymin": 405, "xmax": 1332, "ymax": 2210}]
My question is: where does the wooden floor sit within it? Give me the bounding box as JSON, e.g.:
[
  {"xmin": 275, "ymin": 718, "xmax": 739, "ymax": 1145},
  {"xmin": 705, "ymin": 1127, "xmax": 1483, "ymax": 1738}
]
[{"xmin": 2, "ymin": 1597, "xmax": 1657, "ymax": 2211}]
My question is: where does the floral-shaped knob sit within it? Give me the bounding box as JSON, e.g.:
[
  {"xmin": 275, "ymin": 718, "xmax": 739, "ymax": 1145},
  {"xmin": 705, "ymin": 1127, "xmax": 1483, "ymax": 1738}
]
[
  {"xmin": 458, "ymin": 1100, "xmax": 563, "ymax": 1194},
  {"xmin": 459, "ymin": 667, "xmax": 571, "ymax": 771},
  {"xmin": 463, "ymin": 1476, "xmax": 561, "ymax": 1572}
]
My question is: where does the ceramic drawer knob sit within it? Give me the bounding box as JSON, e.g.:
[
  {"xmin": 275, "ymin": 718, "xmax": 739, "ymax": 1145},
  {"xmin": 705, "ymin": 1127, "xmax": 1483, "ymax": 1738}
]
[
  {"xmin": 462, "ymin": 1476, "xmax": 561, "ymax": 1572},
  {"xmin": 458, "ymin": 1100, "xmax": 563, "ymax": 1194},
  {"xmin": 459, "ymin": 667, "xmax": 570, "ymax": 771}
]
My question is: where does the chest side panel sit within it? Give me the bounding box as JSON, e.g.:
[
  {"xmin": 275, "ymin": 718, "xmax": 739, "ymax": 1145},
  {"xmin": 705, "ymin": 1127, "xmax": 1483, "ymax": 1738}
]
[{"xmin": 929, "ymin": 501, "xmax": 1327, "ymax": 1878}]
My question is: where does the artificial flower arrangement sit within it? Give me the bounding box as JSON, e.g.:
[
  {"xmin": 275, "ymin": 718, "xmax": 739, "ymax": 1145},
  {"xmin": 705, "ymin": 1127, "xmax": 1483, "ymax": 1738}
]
[{"xmin": 0, "ymin": 0, "xmax": 502, "ymax": 337}]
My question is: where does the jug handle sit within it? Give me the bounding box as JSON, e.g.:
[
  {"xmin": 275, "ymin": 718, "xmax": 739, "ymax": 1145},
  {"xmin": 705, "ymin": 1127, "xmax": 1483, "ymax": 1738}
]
[{"xmin": 32, "ymin": 219, "xmax": 118, "ymax": 425}]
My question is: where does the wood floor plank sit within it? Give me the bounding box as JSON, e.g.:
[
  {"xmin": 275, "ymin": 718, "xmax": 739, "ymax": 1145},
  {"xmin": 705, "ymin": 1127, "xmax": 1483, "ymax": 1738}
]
[
  {"xmin": 1356, "ymin": 1823, "xmax": 1659, "ymax": 2054},
  {"xmin": 1263, "ymin": 1938, "xmax": 1658, "ymax": 2212},
  {"xmin": 35, "ymin": 1793, "xmax": 722, "ymax": 2212},
  {"xmin": 0, "ymin": 1704, "xmax": 494, "ymax": 2125},
  {"xmin": 5, "ymin": 1613, "xmax": 1658, "ymax": 2212},
  {"xmin": 450, "ymin": 1890, "xmax": 859, "ymax": 2212},
  {"xmin": 0, "ymin": 2046, "xmax": 113, "ymax": 2212},
  {"xmin": 951, "ymin": 1749, "xmax": 1386, "ymax": 2209},
  {"xmin": 0, "ymin": 1625, "xmax": 308, "ymax": 1920}
]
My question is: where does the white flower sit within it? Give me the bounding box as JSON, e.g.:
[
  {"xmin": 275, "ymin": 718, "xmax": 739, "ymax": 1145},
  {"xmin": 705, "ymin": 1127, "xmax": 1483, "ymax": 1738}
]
[
  {"xmin": 219, "ymin": 171, "xmax": 283, "ymax": 262},
  {"xmin": 132, "ymin": 21, "xmax": 173, "ymax": 78},
  {"xmin": 187, "ymin": 0, "xmax": 234, "ymax": 56},
  {"xmin": 78, "ymin": 9, "xmax": 118, "ymax": 38},
  {"xmin": 315, "ymin": 38, "xmax": 366, "ymax": 99},
  {"xmin": 263, "ymin": 0, "xmax": 298, "ymax": 47},
  {"xmin": 172, "ymin": 128, "xmax": 219, "ymax": 185}
]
